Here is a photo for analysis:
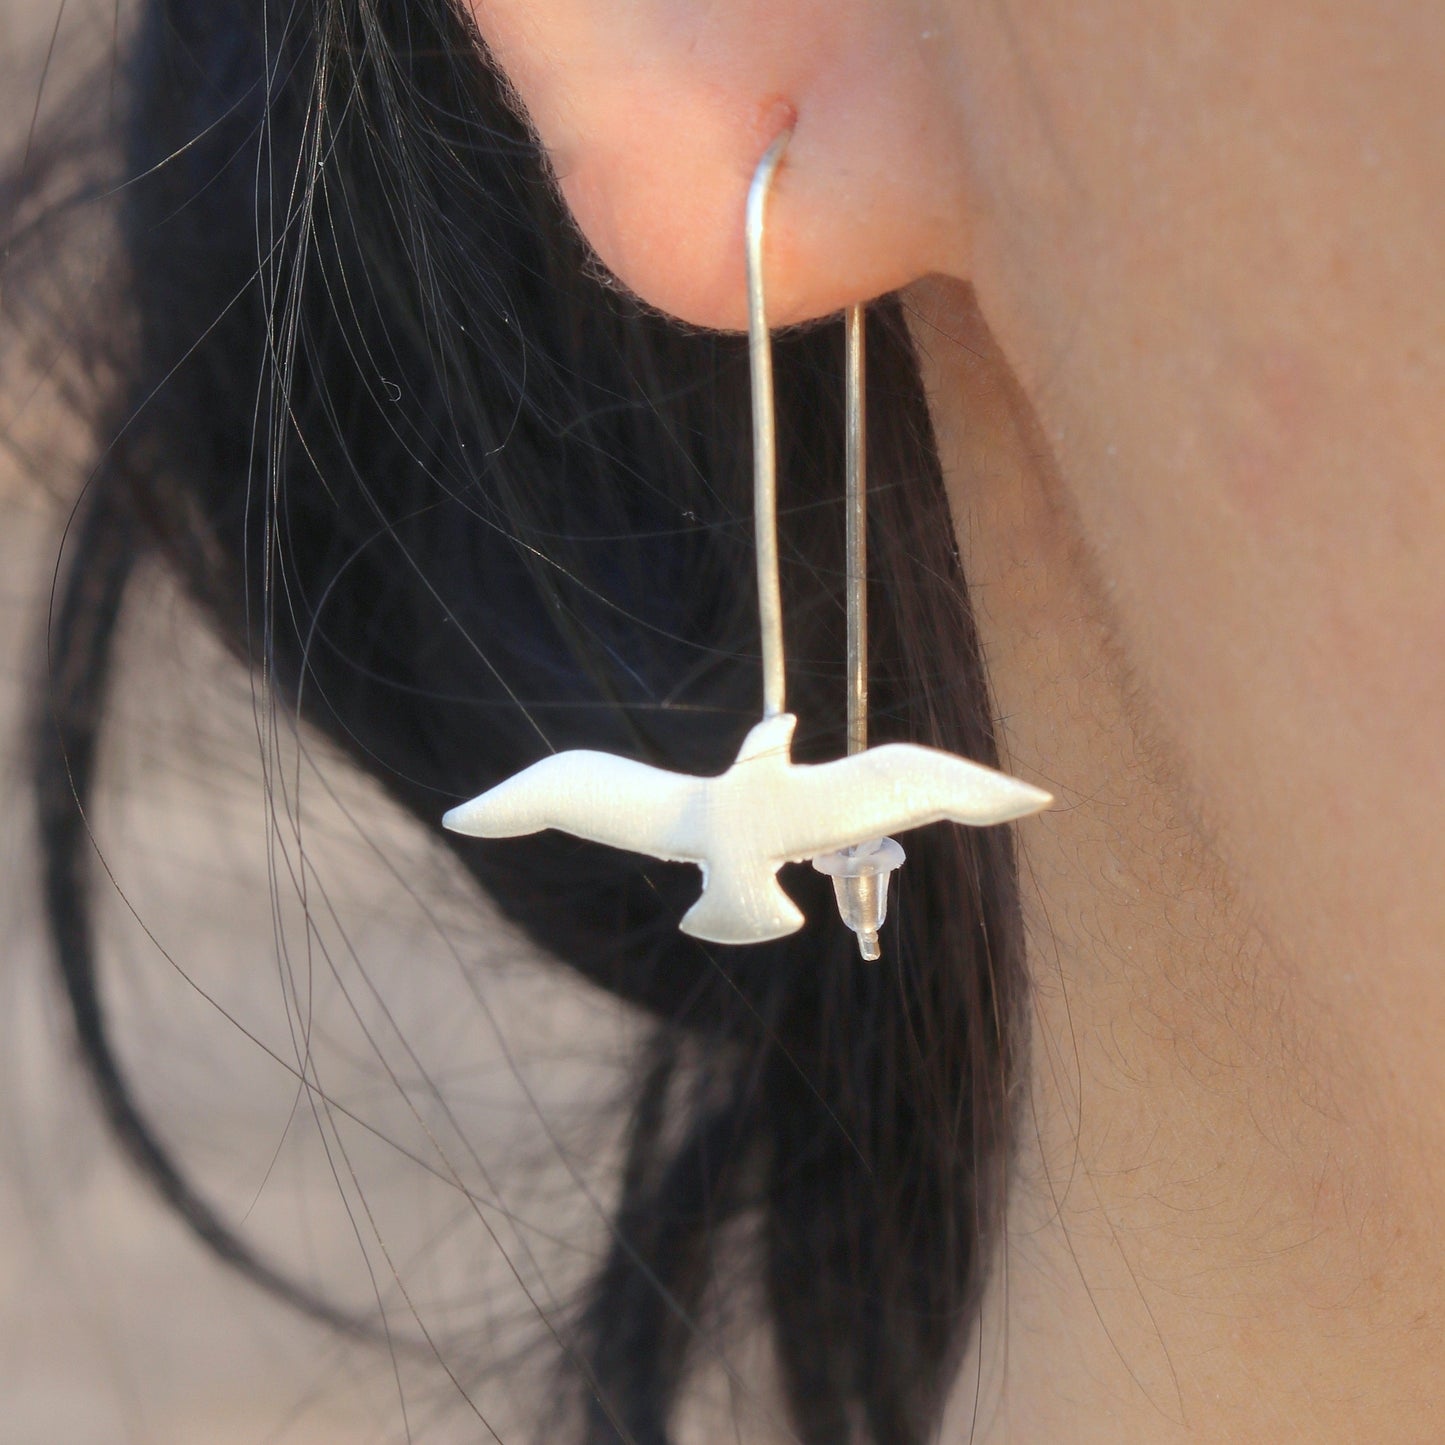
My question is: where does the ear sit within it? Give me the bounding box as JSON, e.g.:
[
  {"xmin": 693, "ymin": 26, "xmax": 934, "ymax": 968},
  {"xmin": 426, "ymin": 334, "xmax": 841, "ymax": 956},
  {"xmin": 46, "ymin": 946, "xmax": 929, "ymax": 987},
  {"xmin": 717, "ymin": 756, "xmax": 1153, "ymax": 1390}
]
[{"xmin": 466, "ymin": 0, "xmax": 972, "ymax": 329}]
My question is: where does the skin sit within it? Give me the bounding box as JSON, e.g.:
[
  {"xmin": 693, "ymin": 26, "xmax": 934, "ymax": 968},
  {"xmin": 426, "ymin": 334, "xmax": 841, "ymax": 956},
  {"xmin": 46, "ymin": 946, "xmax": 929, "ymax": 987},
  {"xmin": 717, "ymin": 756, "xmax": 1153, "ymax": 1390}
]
[{"xmin": 465, "ymin": 1, "xmax": 1445, "ymax": 1438}]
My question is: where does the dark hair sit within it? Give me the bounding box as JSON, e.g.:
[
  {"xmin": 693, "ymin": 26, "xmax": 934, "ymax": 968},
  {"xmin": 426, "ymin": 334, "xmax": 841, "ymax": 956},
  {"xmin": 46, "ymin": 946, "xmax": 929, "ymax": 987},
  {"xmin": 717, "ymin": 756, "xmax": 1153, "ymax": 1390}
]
[{"xmin": 15, "ymin": 0, "xmax": 1025, "ymax": 1439}]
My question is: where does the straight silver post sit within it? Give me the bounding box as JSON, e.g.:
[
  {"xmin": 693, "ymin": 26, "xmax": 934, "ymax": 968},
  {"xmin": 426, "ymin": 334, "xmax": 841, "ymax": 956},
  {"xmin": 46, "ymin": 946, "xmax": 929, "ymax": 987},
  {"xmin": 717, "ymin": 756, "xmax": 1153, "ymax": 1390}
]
[{"xmin": 845, "ymin": 303, "xmax": 867, "ymax": 756}]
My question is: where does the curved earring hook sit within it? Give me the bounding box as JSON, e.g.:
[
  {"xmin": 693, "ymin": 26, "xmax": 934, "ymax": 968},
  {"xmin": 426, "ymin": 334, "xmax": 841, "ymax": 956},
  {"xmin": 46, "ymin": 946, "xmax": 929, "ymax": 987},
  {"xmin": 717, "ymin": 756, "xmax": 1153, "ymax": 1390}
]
[{"xmin": 746, "ymin": 128, "xmax": 791, "ymax": 720}]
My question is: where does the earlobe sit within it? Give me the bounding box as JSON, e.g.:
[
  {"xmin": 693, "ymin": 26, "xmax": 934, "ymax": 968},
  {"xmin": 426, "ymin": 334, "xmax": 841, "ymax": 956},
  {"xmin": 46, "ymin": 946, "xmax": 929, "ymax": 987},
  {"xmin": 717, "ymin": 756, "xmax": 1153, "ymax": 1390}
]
[{"xmin": 464, "ymin": 0, "xmax": 972, "ymax": 330}]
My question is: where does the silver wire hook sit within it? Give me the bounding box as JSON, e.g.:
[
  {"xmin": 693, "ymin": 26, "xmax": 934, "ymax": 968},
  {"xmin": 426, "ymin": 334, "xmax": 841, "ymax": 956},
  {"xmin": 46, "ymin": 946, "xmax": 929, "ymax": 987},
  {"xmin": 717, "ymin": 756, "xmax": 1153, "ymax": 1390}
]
[
  {"xmin": 746, "ymin": 129, "xmax": 791, "ymax": 719},
  {"xmin": 745, "ymin": 137, "xmax": 869, "ymax": 746},
  {"xmin": 747, "ymin": 135, "xmax": 901, "ymax": 960}
]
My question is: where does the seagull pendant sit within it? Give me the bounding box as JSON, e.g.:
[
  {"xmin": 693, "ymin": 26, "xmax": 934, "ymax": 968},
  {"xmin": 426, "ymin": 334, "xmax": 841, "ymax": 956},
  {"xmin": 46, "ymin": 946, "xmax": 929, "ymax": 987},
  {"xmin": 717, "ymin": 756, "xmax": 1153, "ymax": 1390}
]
[{"xmin": 442, "ymin": 712, "xmax": 1051, "ymax": 946}]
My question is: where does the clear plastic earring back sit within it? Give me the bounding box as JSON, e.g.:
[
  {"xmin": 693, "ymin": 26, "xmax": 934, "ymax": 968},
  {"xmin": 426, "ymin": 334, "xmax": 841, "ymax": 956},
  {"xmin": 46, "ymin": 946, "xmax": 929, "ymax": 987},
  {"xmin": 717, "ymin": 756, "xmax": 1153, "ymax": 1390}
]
[{"xmin": 812, "ymin": 836, "xmax": 906, "ymax": 961}]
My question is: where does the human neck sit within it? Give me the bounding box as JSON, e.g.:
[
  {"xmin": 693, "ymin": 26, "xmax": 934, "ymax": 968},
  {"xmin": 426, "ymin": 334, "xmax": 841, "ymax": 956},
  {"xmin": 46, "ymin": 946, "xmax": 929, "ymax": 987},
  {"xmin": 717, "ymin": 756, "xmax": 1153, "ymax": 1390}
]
[{"xmin": 910, "ymin": 278, "xmax": 1445, "ymax": 1443}]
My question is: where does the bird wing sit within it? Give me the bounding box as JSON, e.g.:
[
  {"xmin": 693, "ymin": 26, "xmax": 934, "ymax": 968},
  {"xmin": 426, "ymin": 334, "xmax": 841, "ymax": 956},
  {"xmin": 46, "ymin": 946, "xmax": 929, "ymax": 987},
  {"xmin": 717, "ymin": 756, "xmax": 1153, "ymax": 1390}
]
[
  {"xmin": 773, "ymin": 744, "xmax": 1052, "ymax": 861},
  {"xmin": 443, "ymin": 749, "xmax": 711, "ymax": 863}
]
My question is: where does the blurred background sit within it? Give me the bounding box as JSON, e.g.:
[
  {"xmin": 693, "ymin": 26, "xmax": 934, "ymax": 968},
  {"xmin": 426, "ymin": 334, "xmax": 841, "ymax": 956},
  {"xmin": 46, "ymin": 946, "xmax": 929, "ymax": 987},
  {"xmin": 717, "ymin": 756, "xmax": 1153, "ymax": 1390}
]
[{"xmin": 0, "ymin": 5, "xmax": 651, "ymax": 1441}]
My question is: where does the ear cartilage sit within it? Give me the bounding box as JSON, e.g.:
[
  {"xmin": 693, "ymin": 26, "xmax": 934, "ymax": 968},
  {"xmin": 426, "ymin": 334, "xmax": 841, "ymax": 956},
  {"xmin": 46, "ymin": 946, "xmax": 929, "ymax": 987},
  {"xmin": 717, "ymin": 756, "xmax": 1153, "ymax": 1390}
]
[{"xmin": 812, "ymin": 837, "xmax": 906, "ymax": 961}]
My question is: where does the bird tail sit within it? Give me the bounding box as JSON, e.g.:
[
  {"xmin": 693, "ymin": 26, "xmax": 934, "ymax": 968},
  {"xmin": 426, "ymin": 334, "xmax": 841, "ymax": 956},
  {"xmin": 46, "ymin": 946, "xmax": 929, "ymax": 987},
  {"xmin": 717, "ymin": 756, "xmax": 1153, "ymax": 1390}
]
[{"xmin": 678, "ymin": 867, "xmax": 805, "ymax": 946}]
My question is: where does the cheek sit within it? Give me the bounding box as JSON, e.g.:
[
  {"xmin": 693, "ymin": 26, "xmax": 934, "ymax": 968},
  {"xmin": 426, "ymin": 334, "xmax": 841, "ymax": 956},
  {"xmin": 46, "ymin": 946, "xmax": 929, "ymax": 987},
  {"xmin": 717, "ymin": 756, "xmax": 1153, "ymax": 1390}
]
[{"xmin": 1211, "ymin": 344, "xmax": 1328, "ymax": 533}]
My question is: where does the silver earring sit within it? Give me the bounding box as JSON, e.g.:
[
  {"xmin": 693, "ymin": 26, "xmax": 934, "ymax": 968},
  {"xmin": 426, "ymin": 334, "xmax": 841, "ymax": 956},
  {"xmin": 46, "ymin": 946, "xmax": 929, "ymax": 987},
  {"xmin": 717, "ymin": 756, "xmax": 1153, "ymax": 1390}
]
[{"xmin": 443, "ymin": 131, "xmax": 1050, "ymax": 955}]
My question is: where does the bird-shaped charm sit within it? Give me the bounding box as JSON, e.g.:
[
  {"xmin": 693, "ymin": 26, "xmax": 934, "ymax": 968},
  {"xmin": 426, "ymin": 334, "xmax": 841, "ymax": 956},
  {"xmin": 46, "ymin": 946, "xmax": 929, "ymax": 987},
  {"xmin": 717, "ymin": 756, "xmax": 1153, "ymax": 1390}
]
[{"xmin": 443, "ymin": 712, "xmax": 1051, "ymax": 946}]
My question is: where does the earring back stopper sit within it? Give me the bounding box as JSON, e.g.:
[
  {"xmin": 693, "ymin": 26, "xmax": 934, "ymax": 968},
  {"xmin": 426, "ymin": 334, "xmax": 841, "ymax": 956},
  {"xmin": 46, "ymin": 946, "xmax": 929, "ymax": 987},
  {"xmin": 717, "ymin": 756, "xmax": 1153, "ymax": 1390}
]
[{"xmin": 812, "ymin": 836, "xmax": 906, "ymax": 960}]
